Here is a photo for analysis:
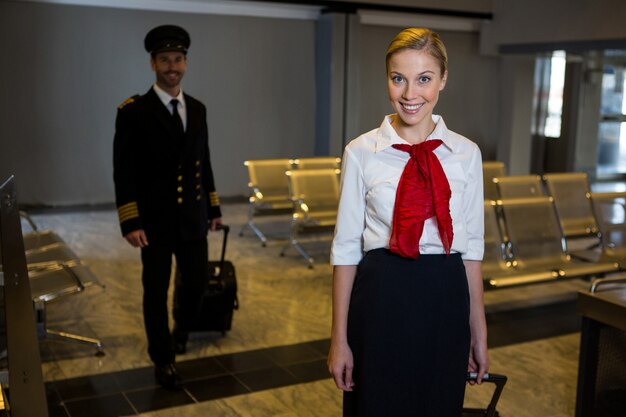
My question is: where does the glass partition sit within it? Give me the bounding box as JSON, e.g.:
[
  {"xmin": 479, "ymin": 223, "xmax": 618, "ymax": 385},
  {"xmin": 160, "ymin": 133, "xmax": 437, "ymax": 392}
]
[{"xmin": 598, "ymin": 62, "xmax": 626, "ymax": 176}]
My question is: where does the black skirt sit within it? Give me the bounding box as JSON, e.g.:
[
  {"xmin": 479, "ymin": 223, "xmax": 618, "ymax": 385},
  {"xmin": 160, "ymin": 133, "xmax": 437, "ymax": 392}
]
[{"xmin": 344, "ymin": 249, "xmax": 470, "ymax": 417}]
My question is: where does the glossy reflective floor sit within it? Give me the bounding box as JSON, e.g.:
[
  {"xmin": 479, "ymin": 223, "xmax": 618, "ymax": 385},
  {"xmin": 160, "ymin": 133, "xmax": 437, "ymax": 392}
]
[{"xmin": 25, "ymin": 202, "xmax": 603, "ymax": 416}]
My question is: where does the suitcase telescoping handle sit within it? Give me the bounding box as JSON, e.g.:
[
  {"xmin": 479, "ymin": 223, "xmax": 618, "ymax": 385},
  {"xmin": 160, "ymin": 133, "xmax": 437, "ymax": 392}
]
[
  {"xmin": 211, "ymin": 224, "xmax": 229, "ymax": 276},
  {"xmin": 465, "ymin": 373, "xmax": 507, "ymax": 417}
]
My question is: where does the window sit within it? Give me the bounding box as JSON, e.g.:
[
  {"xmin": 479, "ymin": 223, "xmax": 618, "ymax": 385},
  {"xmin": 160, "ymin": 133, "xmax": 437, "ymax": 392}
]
[
  {"xmin": 532, "ymin": 51, "xmax": 566, "ymax": 138},
  {"xmin": 598, "ymin": 60, "xmax": 626, "ymax": 176}
]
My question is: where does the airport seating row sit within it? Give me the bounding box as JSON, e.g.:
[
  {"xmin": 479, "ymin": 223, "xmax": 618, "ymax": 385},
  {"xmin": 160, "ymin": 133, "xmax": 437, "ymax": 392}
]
[
  {"xmin": 240, "ymin": 157, "xmax": 341, "ymax": 268},
  {"xmin": 483, "ymin": 197, "xmax": 619, "ymax": 289},
  {"xmin": 242, "ymin": 158, "xmax": 626, "ymax": 280},
  {"xmin": 18, "ymin": 211, "xmax": 104, "ymax": 355},
  {"xmin": 482, "ymin": 162, "xmax": 626, "ymax": 288}
]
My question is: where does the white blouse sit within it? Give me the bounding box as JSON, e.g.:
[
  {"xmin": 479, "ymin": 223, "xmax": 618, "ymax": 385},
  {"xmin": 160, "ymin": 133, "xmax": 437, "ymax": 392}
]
[{"xmin": 330, "ymin": 114, "xmax": 484, "ymax": 265}]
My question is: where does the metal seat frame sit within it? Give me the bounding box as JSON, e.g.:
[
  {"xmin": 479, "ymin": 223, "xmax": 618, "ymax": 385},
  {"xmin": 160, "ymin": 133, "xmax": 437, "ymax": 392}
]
[
  {"xmin": 588, "ymin": 191, "xmax": 626, "ymax": 267},
  {"xmin": 482, "ymin": 200, "xmax": 560, "ymax": 289},
  {"xmin": 482, "ymin": 161, "xmax": 506, "ymax": 201},
  {"xmin": 493, "ymin": 175, "xmax": 545, "ymax": 199},
  {"xmin": 17, "ymin": 210, "xmax": 105, "ymax": 355},
  {"xmin": 280, "ymin": 168, "xmax": 340, "ymax": 268},
  {"xmin": 498, "ymin": 196, "xmax": 618, "ymax": 284},
  {"xmin": 543, "ymin": 173, "xmax": 601, "ymax": 250},
  {"xmin": 289, "ymin": 156, "xmax": 341, "ymax": 170},
  {"xmin": 28, "ymin": 260, "xmax": 104, "ymax": 355},
  {"xmin": 239, "ymin": 159, "xmax": 293, "ymax": 246}
]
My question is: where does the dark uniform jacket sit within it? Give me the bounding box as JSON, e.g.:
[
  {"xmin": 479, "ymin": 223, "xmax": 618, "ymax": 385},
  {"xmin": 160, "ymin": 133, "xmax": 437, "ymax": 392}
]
[{"xmin": 113, "ymin": 87, "xmax": 221, "ymax": 242}]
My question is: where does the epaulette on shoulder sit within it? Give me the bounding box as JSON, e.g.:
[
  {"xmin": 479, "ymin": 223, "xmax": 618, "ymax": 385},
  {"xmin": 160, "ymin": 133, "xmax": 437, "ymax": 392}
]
[{"xmin": 118, "ymin": 94, "xmax": 140, "ymax": 110}]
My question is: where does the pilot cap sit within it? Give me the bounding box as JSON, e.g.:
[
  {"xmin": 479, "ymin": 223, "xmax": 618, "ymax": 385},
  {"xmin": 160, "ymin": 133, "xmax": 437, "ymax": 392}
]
[{"xmin": 144, "ymin": 25, "xmax": 190, "ymax": 55}]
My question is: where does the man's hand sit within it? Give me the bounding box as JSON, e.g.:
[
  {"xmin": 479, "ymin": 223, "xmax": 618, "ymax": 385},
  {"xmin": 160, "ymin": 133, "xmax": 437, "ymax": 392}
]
[
  {"xmin": 210, "ymin": 217, "xmax": 223, "ymax": 231},
  {"xmin": 124, "ymin": 229, "xmax": 149, "ymax": 248}
]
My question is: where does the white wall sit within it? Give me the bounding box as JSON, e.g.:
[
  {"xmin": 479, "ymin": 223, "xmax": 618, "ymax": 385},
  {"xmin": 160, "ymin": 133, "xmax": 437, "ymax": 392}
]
[
  {"xmin": 484, "ymin": 0, "xmax": 626, "ymax": 50},
  {"xmin": 341, "ymin": 0, "xmax": 492, "ymax": 13},
  {"xmin": 0, "ymin": 1, "xmax": 316, "ymax": 205},
  {"xmin": 10, "ymin": 0, "xmax": 625, "ymax": 205}
]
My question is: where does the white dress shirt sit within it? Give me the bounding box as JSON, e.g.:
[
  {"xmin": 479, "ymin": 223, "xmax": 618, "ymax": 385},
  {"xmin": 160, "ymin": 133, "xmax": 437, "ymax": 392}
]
[
  {"xmin": 330, "ymin": 114, "xmax": 484, "ymax": 265},
  {"xmin": 153, "ymin": 84, "xmax": 187, "ymax": 131}
]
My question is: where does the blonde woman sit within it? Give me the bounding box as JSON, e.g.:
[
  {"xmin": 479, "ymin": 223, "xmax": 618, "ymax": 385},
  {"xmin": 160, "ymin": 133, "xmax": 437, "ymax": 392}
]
[{"xmin": 328, "ymin": 28, "xmax": 488, "ymax": 416}]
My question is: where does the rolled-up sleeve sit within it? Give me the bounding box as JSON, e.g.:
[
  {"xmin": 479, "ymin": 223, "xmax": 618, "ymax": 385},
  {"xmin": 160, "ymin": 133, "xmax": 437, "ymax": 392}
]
[
  {"xmin": 331, "ymin": 148, "xmax": 366, "ymax": 265},
  {"xmin": 461, "ymin": 144, "xmax": 484, "ymax": 261}
]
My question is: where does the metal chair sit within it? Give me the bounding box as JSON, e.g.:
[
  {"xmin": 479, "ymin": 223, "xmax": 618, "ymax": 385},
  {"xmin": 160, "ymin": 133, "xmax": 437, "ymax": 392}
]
[
  {"xmin": 290, "ymin": 156, "xmax": 341, "ymax": 170},
  {"xmin": 281, "ymin": 168, "xmax": 340, "ymax": 268},
  {"xmin": 25, "ymin": 242, "xmax": 80, "ymax": 264},
  {"xmin": 18, "ymin": 212, "xmax": 105, "ymax": 354},
  {"xmin": 482, "ymin": 161, "xmax": 506, "ymax": 200},
  {"xmin": 239, "ymin": 159, "xmax": 293, "ymax": 246},
  {"xmin": 20, "ymin": 211, "xmax": 64, "ymax": 251},
  {"xmin": 589, "ymin": 191, "xmax": 626, "ymax": 266},
  {"xmin": 494, "ymin": 175, "xmax": 545, "ymax": 199},
  {"xmin": 498, "ymin": 196, "xmax": 619, "ymax": 281},
  {"xmin": 482, "ymin": 200, "xmax": 560, "ymax": 289},
  {"xmin": 543, "ymin": 173, "xmax": 601, "ymax": 247},
  {"xmin": 28, "ymin": 260, "xmax": 104, "ymax": 355}
]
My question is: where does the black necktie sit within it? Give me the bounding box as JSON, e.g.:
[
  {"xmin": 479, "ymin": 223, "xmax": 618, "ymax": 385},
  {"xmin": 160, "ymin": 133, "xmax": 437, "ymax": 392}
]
[{"xmin": 170, "ymin": 99, "xmax": 184, "ymax": 136}]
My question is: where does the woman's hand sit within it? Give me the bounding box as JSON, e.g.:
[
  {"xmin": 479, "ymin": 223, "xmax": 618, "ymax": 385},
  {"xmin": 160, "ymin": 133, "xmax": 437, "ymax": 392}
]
[
  {"xmin": 329, "ymin": 266, "xmax": 358, "ymax": 391},
  {"xmin": 464, "ymin": 260, "xmax": 489, "ymax": 385},
  {"xmin": 328, "ymin": 340, "xmax": 354, "ymax": 391},
  {"xmin": 468, "ymin": 337, "xmax": 489, "ymax": 385}
]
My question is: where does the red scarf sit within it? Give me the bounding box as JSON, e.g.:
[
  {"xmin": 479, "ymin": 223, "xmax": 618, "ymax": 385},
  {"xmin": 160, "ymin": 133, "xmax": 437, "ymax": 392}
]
[{"xmin": 389, "ymin": 140, "xmax": 453, "ymax": 259}]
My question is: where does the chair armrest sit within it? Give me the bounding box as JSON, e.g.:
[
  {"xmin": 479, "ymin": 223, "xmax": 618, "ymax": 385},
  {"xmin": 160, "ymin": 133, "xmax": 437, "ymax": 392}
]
[
  {"xmin": 246, "ymin": 184, "xmax": 264, "ymax": 202},
  {"xmin": 292, "ymin": 199, "xmax": 311, "ymax": 220},
  {"xmin": 19, "ymin": 210, "xmax": 38, "ymax": 232},
  {"xmin": 591, "ymin": 192, "xmax": 626, "ymax": 210}
]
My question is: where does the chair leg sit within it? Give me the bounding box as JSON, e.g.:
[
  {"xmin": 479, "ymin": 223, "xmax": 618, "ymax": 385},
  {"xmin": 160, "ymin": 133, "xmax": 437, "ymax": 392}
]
[
  {"xmin": 280, "ymin": 222, "xmax": 314, "ymax": 268},
  {"xmin": 244, "ymin": 221, "xmax": 268, "ymax": 246},
  {"xmin": 239, "ymin": 205, "xmax": 268, "ymax": 246},
  {"xmin": 292, "ymin": 241, "xmax": 315, "ymax": 269},
  {"xmin": 45, "ymin": 329, "xmax": 105, "ymax": 357},
  {"xmin": 35, "ymin": 302, "xmax": 105, "ymax": 356}
]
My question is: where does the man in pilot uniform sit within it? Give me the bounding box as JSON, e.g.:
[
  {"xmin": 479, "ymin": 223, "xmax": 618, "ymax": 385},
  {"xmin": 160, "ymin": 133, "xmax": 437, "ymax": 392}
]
[{"xmin": 113, "ymin": 24, "xmax": 222, "ymax": 390}]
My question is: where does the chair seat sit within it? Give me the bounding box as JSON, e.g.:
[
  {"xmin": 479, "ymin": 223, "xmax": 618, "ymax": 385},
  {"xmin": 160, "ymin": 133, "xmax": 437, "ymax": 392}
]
[
  {"xmin": 295, "ymin": 212, "xmax": 337, "ymax": 226},
  {"xmin": 25, "ymin": 242, "xmax": 80, "ymax": 264},
  {"xmin": 28, "ymin": 260, "xmax": 102, "ymax": 302},
  {"xmin": 254, "ymin": 199, "xmax": 293, "ymax": 210},
  {"xmin": 558, "ymin": 261, "xmax": 620, "ymax": 278},
  {"xmin": 23, "ymin": 230, "xmax": 64, "ymax": 251},
  {"xmin": 283, "ymin": 168, "xmax": 340, "ymax": 267},
  {"xmin": 29, "ymin": 264, "xmax": 82, "ymax": 302},
  {"xmin": 241, "ymin": 158, "xmax": 293, "ymax": 244},
  {"xmin": 484, "ymin": 268, "xmax": 560, "ymax": 289}
]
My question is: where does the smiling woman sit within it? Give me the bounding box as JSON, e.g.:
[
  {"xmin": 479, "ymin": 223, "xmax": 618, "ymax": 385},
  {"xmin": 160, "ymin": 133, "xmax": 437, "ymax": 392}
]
[
  {"xmin": 385, "ymin": 27, "xmax": 448, "ymax": 144},
  {"xmin": 386, "ymin": 48, "xmax": 447, "ymax": 143},
  {"xmin": 328, "ymin": 27, "xmax": 488, "ymax": 417}
]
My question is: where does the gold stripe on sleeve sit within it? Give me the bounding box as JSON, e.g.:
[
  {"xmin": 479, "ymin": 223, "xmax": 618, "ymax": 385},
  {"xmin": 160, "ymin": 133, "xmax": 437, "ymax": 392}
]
[
  {"xmin": 209, "ymin": 192, "xmax": 220, "ymax": 206},
  {"xmin": 118, "ymin": 202, "xmax": 139, "ymax": 222}
]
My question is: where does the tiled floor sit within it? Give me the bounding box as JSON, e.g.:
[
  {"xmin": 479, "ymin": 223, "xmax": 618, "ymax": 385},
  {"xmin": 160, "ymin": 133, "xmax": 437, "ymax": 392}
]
[
  {"xmin": 48, "ymin": 340, "xmax": 329, "ymax": 417},
  {"xmin": 12, "ymin": 202, "xmax": 608, "ymax": 416},
  {"xmin": 45, "ymin": 299, "xmax": 581, "ymax": 417}
]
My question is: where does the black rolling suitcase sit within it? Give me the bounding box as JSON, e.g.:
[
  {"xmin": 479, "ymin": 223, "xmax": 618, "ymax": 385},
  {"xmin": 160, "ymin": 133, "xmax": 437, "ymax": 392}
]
[
  {"xmin": 462, "ymin": 373, "xmax": 507, "ymax": 417},
  {"xmin": 174, "ymin": 224, "xmax": 238, "ymax": 335}
]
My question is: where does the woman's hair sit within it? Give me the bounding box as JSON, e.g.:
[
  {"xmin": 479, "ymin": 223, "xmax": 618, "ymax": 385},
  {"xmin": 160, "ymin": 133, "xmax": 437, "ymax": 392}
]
[{"xmin": 386, "ymin": 28, "xmax": 448, "ymax": 76}]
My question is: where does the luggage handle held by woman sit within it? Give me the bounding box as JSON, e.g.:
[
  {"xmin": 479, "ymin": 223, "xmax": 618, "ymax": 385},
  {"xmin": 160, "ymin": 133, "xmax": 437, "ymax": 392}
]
[{"xmin": 464, "ymin": 372, "xmax": 507, "ymax": 417}]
